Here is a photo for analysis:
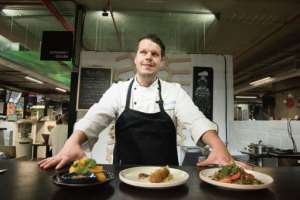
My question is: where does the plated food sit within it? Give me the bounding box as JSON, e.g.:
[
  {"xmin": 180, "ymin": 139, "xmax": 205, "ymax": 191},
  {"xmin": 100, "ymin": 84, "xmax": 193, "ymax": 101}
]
[
  {"xmin": 211, "ymin": 163, "xmax": 263, "ymax": 185},
  {"xmin": 119, "ymin": 166, "xmax": 189, "ymax": 189},
  {"xmin": 138, "ymin": 166, "xmax": 173, "ymax": 183},
  {"xmin": 68, "ymin": 157, "xmax": 106, "ymax": 183},
  {"xmin": 53, "ymin": 157, "xmax": 114, "ymax": 187},
  {"xmin": 199, "ymin": 163, "xmax": 273, "ymax": 190}
]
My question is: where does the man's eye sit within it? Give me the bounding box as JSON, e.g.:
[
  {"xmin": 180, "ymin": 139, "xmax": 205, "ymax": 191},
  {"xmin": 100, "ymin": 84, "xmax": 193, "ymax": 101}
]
[{"xmin": 140, "ymin": 50, "xmax": 147, "ymax": 54}]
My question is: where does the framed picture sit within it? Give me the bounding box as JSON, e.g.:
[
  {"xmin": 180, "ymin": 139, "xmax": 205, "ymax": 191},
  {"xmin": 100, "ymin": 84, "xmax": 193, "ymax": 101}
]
[{"xmin": 193, "ymin": 67, "xmax": 213, "ymax": 120}]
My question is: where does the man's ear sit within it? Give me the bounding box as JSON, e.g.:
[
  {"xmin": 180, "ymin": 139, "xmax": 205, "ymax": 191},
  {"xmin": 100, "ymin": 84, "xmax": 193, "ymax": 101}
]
[
  {"xmin": 134, "ymin": 54, "xmax": 138, "ymax": 65},
  {"xmin": 160, "ymin": 57, "xmax": 166, "ymax": 68}
]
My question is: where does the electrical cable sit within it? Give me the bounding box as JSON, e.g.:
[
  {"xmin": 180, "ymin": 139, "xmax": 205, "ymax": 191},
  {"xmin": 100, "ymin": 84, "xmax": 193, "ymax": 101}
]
[{"xmin": 287, "ymin": 119, "xmax": 297, "ymax": 152}]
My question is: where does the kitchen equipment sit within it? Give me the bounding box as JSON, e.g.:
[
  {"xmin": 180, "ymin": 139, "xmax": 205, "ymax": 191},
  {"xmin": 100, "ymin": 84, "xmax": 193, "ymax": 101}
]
[
  {"xmin": 0, "ymin": 128, "xmax": 7, "ymax": 145},
  {"xmin": 247, "ymin": 141, "xmax": 273, "ymax": 155}
]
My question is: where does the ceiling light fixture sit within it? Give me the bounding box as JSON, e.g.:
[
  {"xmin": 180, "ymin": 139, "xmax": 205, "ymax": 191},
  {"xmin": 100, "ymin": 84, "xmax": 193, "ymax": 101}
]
[
  {"xmin": 25, "ymin": 76, "xmax": 43, "ymax": 84},
  {"xmin": 55, "ymin": 87, "xmax": 67, "ymax": 93},
  {"xmin": 31, "ymin": 105, "xmax": 45, "ymax": 109},
  {"xmin": 197, "ymin": 12, "xmax": 219, "ymax": 23},
  {"xmin": 249, "ymin": 76, "xmax": 274, "ymax": 86},
  {"xmin": 235, "ymin": 95, "xmax": 257, "ymax": 99},
  {"xmin": 1, "ymin": 9, "xmax": 21, "ymax": 16}
]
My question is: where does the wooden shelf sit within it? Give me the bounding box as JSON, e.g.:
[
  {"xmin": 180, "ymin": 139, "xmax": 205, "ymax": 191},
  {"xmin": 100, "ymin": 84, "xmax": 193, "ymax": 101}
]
[{"xmin": 16, "ymin": 118, "xmax": 37, "ymax": 124}]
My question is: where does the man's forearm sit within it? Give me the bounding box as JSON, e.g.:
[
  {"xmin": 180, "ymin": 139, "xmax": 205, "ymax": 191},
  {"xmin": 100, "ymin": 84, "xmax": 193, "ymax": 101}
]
[
  {"xmin": 65, "ymin": 130, "xmax": 88, "ymax": 146},
  {"xmin": 200, "ymin": 130, "xmax": 227, "ymax": 150}
]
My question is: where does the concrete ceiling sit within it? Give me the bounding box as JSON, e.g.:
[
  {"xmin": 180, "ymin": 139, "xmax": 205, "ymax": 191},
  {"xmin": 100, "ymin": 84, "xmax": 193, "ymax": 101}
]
[{"xmin": 0, "ymin": 0, "xmax": 300, "ymax": 97}]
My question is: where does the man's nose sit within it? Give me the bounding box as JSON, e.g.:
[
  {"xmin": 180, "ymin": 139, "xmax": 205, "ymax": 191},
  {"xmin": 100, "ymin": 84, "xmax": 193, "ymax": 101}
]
[{"xmin": 145, "ymin": 52, "xmax": 152, "ymax": 60}]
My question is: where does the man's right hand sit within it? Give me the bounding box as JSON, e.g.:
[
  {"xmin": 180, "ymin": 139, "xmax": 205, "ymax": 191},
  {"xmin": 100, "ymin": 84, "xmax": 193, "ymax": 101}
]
[
  {"xmin": 38, "ymin": 130, "xmax": 88, "ymax": 170},
  {"xmin": 38, "ymin": 141, "xmax": 86, "ymax": 170}
]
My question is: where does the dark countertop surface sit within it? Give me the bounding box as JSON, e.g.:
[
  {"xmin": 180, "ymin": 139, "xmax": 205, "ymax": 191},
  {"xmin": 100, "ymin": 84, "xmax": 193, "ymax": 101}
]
[{"xmin": 1, "ymin": 159, "xmax": 300, "ymax": 200}]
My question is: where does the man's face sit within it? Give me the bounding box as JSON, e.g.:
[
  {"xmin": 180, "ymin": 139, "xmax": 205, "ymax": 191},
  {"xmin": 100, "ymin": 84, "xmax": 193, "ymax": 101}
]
[{"xmin": 134, "ymin": 39, "xmax": 164, "ymax": 79}]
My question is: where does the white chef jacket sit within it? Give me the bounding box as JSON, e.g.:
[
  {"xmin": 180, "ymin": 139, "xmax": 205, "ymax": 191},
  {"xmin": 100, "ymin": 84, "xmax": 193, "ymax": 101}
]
[{"xmin": 74, "ymin": 76, "xmax": 217, "ymax": 147}]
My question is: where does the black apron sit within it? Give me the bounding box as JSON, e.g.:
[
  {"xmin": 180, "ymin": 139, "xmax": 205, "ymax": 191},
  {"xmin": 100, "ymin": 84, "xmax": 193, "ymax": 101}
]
[{"xmin": 113, "ymin": 79, "xmax": 178, "ymax": 165}]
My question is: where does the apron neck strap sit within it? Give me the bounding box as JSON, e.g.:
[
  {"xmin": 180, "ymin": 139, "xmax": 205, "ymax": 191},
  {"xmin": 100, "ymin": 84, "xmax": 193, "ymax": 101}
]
[
  {"xmin": 125, "ymin": 79, "xmax": 135, "ymax": 109},
  {"xmin": 125, "ymin": 78, "xmax": 164, "ymax": 111},
  {"xmin": 157, "ymin": 79, "xmax": 164, "ymax": 111}
]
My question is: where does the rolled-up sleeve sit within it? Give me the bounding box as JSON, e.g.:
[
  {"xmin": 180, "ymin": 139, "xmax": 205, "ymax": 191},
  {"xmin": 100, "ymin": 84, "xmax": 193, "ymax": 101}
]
[
  {"xmin": 174, "ymin": 84, "xmax": 217, "ymax": 146},
  {"xmin": 74, "ymin": 83, "xmax": 119, "ymax": 147}
]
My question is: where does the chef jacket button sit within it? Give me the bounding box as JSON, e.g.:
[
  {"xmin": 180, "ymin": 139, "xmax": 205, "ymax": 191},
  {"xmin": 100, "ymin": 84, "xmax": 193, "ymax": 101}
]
[
  {"xmin": 134, "ymin": 102, "xmax": 137, "ymax": 105},
  {"xmin": 134, "ymin": 87, "xmax": 137, "ymax": 90}
]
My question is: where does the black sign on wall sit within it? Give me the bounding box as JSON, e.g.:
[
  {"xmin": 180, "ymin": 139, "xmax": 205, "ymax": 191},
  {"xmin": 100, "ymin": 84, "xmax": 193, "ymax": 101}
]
[
  {"xmin": 40, "ymin": 31, "xmax": 73, "ymax": 61},
  {"xmin": 77, "ymin": 68, "xmax": 111, "ymax": 110},
  {"xmin": 0, "ymin": 89, "xmax": 6, "ymax": 115},
  {"xmin": 193, "ymin": 67, "xmax": 214, "ymax": 120}
]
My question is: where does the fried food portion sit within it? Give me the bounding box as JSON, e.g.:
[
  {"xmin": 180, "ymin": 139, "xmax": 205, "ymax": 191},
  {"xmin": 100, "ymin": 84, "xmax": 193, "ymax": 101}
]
[{"xmin": 149, "ymin": 166, "xmax": 170, "ymax": 183}]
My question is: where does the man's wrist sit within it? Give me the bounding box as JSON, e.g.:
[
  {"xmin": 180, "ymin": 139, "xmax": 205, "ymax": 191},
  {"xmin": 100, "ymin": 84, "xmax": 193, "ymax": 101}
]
[
  {"xmin": 201, "ymin": 130, "xmax": 224, "ymax": 149},
  {"xmin": 67, "ymin": 130, "xmax": 87, "ymax": 145}
]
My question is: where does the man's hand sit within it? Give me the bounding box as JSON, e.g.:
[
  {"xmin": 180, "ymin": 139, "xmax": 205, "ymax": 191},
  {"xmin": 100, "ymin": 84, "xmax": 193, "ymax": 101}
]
[
  {"xmin": 38, "ymin": 142, "xmax": 86, "ymax": 170},
  {"xmin": 38, "ymin": 130, "xmax": 87, "ymax": 170},
  {"xmin": 197, "ymin": 146, "xmax": 232, "ymax": 166},
  {"xmin": 196, "ymin": 130, "xmax": 232, "ymax": 166},
  {"xmin": 197, "ymin": 153, "xmax": 252, "ymax": 169},
  {"xmin": 196, "ymin": 130, "xmax": 251, "ymax": 169}
]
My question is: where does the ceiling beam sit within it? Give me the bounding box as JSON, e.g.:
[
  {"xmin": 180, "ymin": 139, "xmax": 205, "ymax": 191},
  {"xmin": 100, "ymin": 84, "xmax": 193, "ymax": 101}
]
[
  {"xmin": 235, "ymin": 55, "xmax": 296, "ymax": 85},
  {"xmin": 235, "ymin": 40, "xmax": 300, "ymax": 74},
  {"xmin": 0, "ymin": 57, "xmax": 69, "ymax": 91},
  {"xmin": 40, "ymin": 0, "xmax": 74, "ymax": 31},
  {"xmin": 235, "ymin": 68, "xmax": 300, "ymax": 94},
  {"xmin": 0, "ymin": 18, "xmax": 40, "ymax": 50},
  {"xmin": 234, "ymin": 40, "xmax": 300, "ymax": 89},
  {"xmin": 235, "ymin": 12, "xmax": 300, "ymax": 62},
  {"xmin": 0, "ymin": 80, "xmax": 26, "ymax": 92},
  {"xmin": 0, "ymin": 79, "xmax": 51, "ymax": 94}
]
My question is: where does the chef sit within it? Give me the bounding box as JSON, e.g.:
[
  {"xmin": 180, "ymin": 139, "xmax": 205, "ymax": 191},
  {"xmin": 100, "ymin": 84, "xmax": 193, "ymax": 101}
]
[{"xmin": 39, "ymin": 34, "xmax": 234, "ymax": 169}]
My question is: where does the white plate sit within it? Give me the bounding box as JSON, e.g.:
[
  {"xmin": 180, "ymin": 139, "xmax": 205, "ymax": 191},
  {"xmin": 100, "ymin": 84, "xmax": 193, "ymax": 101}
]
[
  {"xmin": 199, "ymin": 168, "xmax": 273, "ymax": 190},
  {"xmin": 119, "ymin": 166, "xmax": 189, "ymax": 189}
]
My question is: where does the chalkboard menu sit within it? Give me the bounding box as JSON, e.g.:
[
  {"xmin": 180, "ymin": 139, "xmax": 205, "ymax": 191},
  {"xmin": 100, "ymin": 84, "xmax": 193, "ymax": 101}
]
[{"xmin": 77, "ymin": 68, "xmax": 111, "ymax": 110}]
